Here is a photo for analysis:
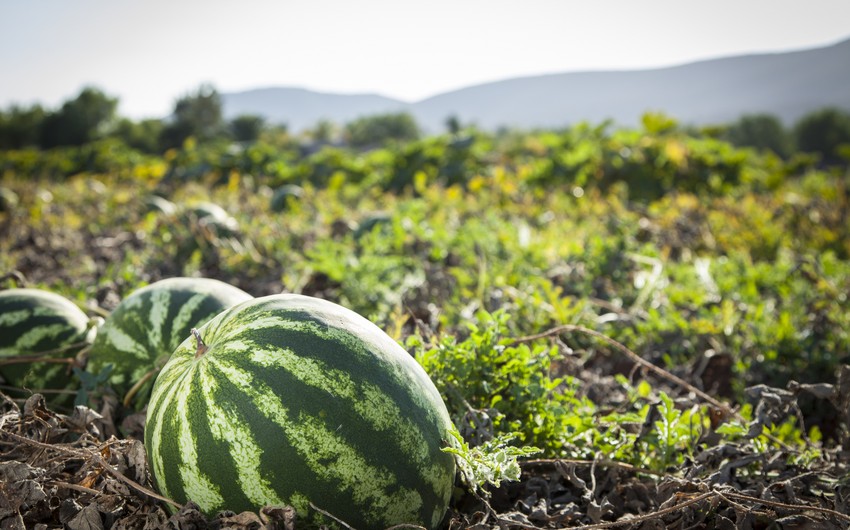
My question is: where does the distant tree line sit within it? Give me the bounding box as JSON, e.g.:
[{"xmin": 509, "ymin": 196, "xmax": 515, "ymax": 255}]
[
  {"xmin": 1, "ymin": 84, "xmax": 849, "ymax": 164},
  {"xmin": 721, "ymin": 110, "xmax": 850, "ymax": 165},
  {"xmin": 0, "ymin": 85, "xmax": 278, "ymax": 154}
]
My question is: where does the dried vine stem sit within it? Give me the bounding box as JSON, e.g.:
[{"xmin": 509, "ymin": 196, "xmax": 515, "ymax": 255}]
[
  {"xmin": 723, "ymin": 490, "xmax": 850, "ymax": 524},
  {"xmin": 309, "ymin": 503, "xmax": 355, "ymax": 530},
  {"xmin": 91, "ymin": 452, "xmax": 182, "ymax": 509},
  {"xmin": 49, "ymin": 480, "xmax": 102, "ymax": 496},
  {"xmin": 0, "ymin": 341, "xmax": 90, "ymax": 366},
  {"xmin": 565, "ymin": 491, "xmax": 716, "ymax": 530},
  {"xmin": 1, "ymin": 429, "xmax": 182, "ymax": 510},
  {"xmin": 521, "ymin": 458, "xmax": 664, "ymax": 477},
  {"xmin": 122, "ymin": 366, "xmax": 158, "ymax": 408}
]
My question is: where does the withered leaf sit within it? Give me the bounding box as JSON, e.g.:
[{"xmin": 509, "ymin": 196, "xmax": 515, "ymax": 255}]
[
  {"xmin": 0, "ymin": 461, "xmax": 42, "ymax": 483},
  {"xmin": 22, "ymin": 394, "xmax": 48, "ymax": 419},
  {"xmin": 0, "ymin": 513, "xmax": 26, "ymax": 530},
  {"xmin": 66, "ymin": 405, "xmax": 106, "ymax": 438},
  {"xmin": 59, "ymin": 498, "xmax": 83, "ymax": 524},
  {"xmin": 216, "ymin": 510, "xmax": 264, "ymax": 529},
  {"xmin": 124, "ymin": 439, "xmax": 148, "ymax": 485},
  {"xmin": 260, "ymin": 505, "xmax": 296, "ymax": 530},
  {"xmin": 94, "ymin": 494, "xmax": 125, "ymax": 517},
  {"xmin": 120, "ymin": 410, "xmax": 147, "ymax": 442},
  {"xmin": 167, "ymin": 501, "xmax": 209, "ymax": 529},
  {"xmin": 2, "ymin": 477, "xmax": 46, "ymax": 511},
  {"xmin": 66, "ymin": 503, "xmax": 103, "ymax": 530}
]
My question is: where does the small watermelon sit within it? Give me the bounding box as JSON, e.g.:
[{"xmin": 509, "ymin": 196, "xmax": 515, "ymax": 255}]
[
  {"xmin": 145, "ymin": 294, "xmax": 456, "ymax": 530},
  {"xmin": 87, "ymin": 277, "xmax": 252, "ymax": 409},
  {"xmin": 0, "ymin": 288, "xmax": 95, "ymax": 404},
  {"xmin": 187, "ymin": 201, "xmax": 239, "ymax": 237},
  {"xmin": 270, "ymin": 184, "xmax": 304, "ymax": 212}
]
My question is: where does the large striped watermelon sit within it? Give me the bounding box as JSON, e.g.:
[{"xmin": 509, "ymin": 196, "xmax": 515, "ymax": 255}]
[
  {"xmin": 0, "ymin": 288, "xmax": 95, "ymax": 403},
  {"xmin": 87, "ymin": 277, "xmax": 252, "ymax": 409},
  {"xmin": 145, "ymin": 294, "xmax": 457, "ymax": 530}
]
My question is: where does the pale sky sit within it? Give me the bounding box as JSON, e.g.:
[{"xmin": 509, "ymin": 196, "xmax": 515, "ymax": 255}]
[{"xmin": 2, "ymin": 0, "xmax": 850, "ymax": 119}]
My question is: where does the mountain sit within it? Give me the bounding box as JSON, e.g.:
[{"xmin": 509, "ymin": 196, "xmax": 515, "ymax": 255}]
[
  {"xmin": 222, "ymin": 37, "xmax": 850, "ymax": 132},
  {"xmin": 222, "ymin": 87, "xmax": 407, "ymax": 132}
]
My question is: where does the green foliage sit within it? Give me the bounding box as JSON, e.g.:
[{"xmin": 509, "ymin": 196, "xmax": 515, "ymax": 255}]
[
  {"xmin": 230, "ymin": 114, "xmax": 266, "ymax": 143},
  {"xmin": 443, "ymin": 426, "xmax": 540, "ymax": 492},
  {"xmin": 0, "ymin": 139, "xmax": 162, "ymax": 179},
  {"xmin": 344, "ymin": 112, "xmax": 420, "ymax": 148},
  {"xmin": 308, "ymin": 119, "xmax": 338, "ymax": 143},
  {"xmin": 2, "ymin": 108, "xmax": 846, "ymax": 481},
  {"xmin": 445, "ymin": 115, "xmax": 462, "ymax": 136},
  {"xmin": 413, "ymin": 312, "xmax": 735, "ymax": 472},
  {"xmin": 39, "ymin": 87, "xmax": 118, "ymax": 148},
  {"xmin": 723, "ymin": 113, "xmax": 793, "ymax": 158},
  {"xmin": 413, "ymin": 311, "xmax": 594, "ymax": 454},
  {"xmin": 634, "ymin": 392, "xmax": 707, "ymax": 470},
  {"xmin": 112, "ymin": 118, "xmax": 164, "ymax": 154},
  {"xmin": 159, "ymin": 84, "xmax": 225, "ymax": 150},
  {"xmin": 794, "ymin": 107, "xmax": 850, "ymax": 166},
  {"xmin": 73, "ymin": 364, "xmax": 113, "ymax": 407},
  {"xmin": 0, "ymin": 104, "xmax": 46, "ymax": 149}
]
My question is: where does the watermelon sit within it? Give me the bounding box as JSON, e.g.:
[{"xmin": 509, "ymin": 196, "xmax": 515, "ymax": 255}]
[
  {"xmin": 0, "ymin": 186, "xmax": 19, "ymax": 213},
  {"xmin": 144, "ymin": 195, "xmax": 178, "ymax": 216},
  {"xmin": 270, "ymin": 184, "xmax": 304, "ymax": 212},
  {"xmin": 87, "ymin": 277, "xmax": 252, "ymax": 409},
  {"xmin": 145, "ymin": 294, "xmax": 456, "ymax": 530},
  {"xmin": 187, "ymin": 201, "xmax": 239, "ymax": 236},
  {"xmin": 0, "ymin": 288, "xmax": 95, "ymax": 403}
]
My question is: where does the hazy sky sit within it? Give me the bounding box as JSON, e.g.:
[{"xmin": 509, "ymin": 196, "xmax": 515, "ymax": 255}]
[{"xmin": 2, "ymin": 0, "xmax": 850, "ymax": 119}]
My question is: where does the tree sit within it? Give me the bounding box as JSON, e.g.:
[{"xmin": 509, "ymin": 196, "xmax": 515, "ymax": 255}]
[
  {"xmin": 229, "ymin": 114, "xmax": 266, "ymax": 143},
  {"xmin": 724, "ymin": 114, "xmax": 793, "ymax": 158},
  {"xmin": 112, "ymin": 118, "xmax": 164, "ymax": 153},
  {"xmin": 445, "ymin": 115, "xmax": 462, "ymax": 136},
  {"xmin": 39, "ymin": 87, "xmax": 118, "ymax": 148},
  {"xmin": 0, "ymin": 104, "xmax": 46, "ymax": 149},
  {"xmin": 794, "ymin": 107, "xmax": 850, "ymax": 166},
  {"xmin": 159, "ymin": 84, "xmax": 224, "ymax": 150},
  {"xmin": 308, "ymin": 119, "xmax": 337, "ymax": 144},
  {"xmin": 344, "ymin": 112, "xmax": 420, "ymax": 148}
]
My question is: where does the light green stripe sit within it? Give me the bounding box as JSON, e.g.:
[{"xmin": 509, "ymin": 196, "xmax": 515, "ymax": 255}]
[
  {"xmin": 10, "ymin": 324, "xmax": 69, "ymax": 351},
  {"xmin": 210, "ymin": 357, "xmax": 423, "ymax": 523},
  {"xmin": 148, "ymin": 356, "xmax": 195, "ymax": 499},
  {"xmin": 238, "ymin": 339, "xmax": 447, "ymax": 492},
  {"xmin": 176, "ymin": 366, "xmax": 224, "ymax": 510},
  {"xmin": 0, "ymin": 309, "xmax": 30, "ymax": 328},
  {"xmin": 170, "ymin": 293, "xmax": 213, "ymax": 347},
  {"xmin": 33, "ymin": 305, "xmax": 71, "ymax": 318},
  {"xmin": 216, "ymin": 313, "xmax": 311, "ymax": 337},
  {"xmin": 103, "ymin": 324, "xmax": 149, "ymax": 360},
  {"xmin": 148, "ymin": 289, "xmax": 170, "ymax": 351},
  {"xmin": 199, "ymin": 363, "xmax": 283, "ymax": 509}
]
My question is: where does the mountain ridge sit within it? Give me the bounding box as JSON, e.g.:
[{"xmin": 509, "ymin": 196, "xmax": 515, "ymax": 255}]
[{"xmin": 222, "ymin": 37, "xmax": 850, "ymax": 132}]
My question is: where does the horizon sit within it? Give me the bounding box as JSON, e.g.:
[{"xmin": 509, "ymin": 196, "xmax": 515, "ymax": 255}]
[
  {"xmin": 2, "ymin": 0, "xmax": 850, "ymax": 120},
  {"xmin": 222, "ymin": 30, "xmax": 850, "ymax": 101}
]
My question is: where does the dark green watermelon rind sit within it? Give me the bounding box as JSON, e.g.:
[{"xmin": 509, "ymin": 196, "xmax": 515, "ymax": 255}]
[
  {"xmin": 146, "ymin": 294, "xmax": 456, "ymax": 530},
  {"xmin": 87, "ymin": 278, "xmax": 252, "ymax": 405},
  {"xmin": 0, "ymin": 289, "xmax": 93, "ymax": 401}
]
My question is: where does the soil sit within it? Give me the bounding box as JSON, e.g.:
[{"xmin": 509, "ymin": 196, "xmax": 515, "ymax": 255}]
[
  {"xmin": 2, "ymin": 203, "xmax": 850, "ymax": 529},
  {"xmin": 2, "ymin": 364, "xmax": 849, "ymax": 530}
]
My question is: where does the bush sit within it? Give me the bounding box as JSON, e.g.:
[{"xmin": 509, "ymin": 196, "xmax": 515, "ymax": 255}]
[{"xmin": 794, "ymin": 107, "xmax": 850, "ymax": 166}]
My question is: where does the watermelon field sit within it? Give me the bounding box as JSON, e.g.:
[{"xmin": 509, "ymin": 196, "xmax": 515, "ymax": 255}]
[{"xmin": 2, "ymin": 116, "xmax": 850, "ymax": 529}]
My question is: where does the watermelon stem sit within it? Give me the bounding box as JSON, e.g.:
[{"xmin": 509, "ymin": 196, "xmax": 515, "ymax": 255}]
[
  {"xmin": 122, "ymin": 366, "xmax": 159, "ymax": 408},
  {"xmin": 191, "ymin": 328, "xmax": 209, "ymax": 359}
]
